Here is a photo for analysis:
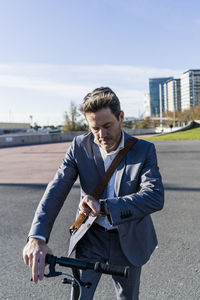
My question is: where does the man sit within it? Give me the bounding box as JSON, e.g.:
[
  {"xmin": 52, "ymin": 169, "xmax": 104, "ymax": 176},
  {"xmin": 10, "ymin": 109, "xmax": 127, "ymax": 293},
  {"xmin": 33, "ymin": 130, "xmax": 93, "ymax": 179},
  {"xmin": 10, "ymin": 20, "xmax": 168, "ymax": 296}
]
[{"xmin": 23, "ymin": 87, "xmax": 164, "ymax": 299}]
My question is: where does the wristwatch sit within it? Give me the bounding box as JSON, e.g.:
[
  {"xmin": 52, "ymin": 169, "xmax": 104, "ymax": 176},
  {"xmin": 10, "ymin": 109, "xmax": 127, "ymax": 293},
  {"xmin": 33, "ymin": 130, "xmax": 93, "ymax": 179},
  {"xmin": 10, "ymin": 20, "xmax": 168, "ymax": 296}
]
[{"xmin": 99, "ymin": 200, "xmax": 108, "ymax": 215}]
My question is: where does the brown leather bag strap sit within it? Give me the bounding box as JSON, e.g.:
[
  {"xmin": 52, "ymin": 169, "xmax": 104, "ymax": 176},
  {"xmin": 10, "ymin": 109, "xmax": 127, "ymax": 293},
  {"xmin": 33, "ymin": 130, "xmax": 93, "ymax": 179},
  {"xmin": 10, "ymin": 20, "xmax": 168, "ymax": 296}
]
[{"xmin": 69, "ymin": 136, "xmax": 138, "ymax": 235}]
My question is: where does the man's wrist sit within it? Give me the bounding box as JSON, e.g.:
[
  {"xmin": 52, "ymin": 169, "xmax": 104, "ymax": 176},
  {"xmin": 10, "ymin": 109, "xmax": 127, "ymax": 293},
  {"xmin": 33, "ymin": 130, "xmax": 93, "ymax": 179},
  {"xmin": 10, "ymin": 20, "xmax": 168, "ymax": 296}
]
[{"xmin": 28, "ymin": 235, "xmax": 46, "ymax": 243}]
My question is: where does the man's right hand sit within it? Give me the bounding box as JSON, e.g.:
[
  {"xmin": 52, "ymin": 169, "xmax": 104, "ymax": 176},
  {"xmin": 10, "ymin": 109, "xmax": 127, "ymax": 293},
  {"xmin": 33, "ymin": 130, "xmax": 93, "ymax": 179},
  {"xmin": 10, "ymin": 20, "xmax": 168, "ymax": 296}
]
[{"xmin": 23, "ymin": 237, "xmax": 53, "ymax": 283}]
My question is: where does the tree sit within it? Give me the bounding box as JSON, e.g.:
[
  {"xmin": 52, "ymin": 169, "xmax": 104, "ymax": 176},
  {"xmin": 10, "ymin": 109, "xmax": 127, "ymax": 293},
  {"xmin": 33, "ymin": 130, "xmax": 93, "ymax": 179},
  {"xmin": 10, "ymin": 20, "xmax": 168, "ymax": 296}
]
[
  {"xmin": 33, "ymin": 122, "xmax": 41, "ymax": 131},
  {"xmin": 162, "ymin": 105, "xmax": 200, "ymax": 126},
  {"xmin": 62, "ymin": 101, "xmax": 88, "ymax": 132},
  {"xmin": 193, "ymin": 105, "xmax": 200, "ymax": 120}
]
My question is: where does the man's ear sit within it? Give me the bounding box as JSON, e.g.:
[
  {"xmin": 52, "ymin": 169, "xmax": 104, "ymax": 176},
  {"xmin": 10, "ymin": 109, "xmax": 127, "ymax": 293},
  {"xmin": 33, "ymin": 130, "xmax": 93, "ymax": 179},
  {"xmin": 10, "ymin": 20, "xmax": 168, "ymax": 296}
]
[{"xmin": 119, "ymin": 111, "xmax": 124, "ymax": 123}]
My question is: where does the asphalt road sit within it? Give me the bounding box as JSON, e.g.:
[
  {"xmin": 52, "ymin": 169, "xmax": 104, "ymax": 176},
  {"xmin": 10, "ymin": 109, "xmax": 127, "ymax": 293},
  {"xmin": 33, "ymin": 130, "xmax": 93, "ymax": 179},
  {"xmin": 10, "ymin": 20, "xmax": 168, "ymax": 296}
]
[{"xmin": 0, "ymin": 140, "xmax": 200, "ymax": 300}]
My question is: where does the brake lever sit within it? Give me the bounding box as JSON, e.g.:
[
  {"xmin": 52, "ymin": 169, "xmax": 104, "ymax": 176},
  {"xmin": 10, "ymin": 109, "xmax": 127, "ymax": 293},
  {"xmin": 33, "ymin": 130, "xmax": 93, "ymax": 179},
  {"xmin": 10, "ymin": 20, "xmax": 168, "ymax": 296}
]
[{"xmin": 44, "ymin": 257, "xmax": 62, "ymax": 278}]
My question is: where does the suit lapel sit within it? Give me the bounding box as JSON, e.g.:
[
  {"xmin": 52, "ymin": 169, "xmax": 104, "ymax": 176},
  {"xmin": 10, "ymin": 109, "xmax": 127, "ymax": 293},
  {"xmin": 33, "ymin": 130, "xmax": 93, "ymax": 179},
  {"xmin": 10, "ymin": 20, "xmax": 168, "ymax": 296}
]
[
  {"xmin": 92, "ymin": 140, "xmax": 108, "ymax": 198},
  {"xmin": 92, "ymin": 140, "xmax": 105, "ymax": 178},
  {"xmin": 114, "ymin": 131, "xmax": 135, "ymax": 196}
]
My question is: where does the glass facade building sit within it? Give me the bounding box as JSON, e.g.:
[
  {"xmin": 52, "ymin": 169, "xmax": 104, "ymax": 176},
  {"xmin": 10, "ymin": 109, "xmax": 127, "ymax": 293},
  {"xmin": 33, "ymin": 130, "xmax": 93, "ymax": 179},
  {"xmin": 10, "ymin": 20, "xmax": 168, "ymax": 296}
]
[
  {"xmin": 149, "ymin": 77, "xmax": 173, "ymax": 116},
  {"xmin": 181, "ymin": 70, "xmax": 200, "ymax": 110}
]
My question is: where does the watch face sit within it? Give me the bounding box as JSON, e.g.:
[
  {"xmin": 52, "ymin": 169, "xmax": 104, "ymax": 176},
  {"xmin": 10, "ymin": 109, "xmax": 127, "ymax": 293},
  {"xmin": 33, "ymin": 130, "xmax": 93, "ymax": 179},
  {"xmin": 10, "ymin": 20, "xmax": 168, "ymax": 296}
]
[{"xmin": 100, "ymin": 201, "xmax": 105, "ymax": 215}]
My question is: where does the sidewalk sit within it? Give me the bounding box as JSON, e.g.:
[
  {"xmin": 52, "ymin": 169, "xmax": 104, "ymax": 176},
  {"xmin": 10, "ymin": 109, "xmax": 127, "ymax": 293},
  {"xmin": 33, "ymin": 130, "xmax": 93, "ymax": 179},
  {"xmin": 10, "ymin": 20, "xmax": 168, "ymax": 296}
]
[
  {"xmin": 0, "ymin": 142, "xmax": 71, "ymax": 184},
  {"xmin": 0, "ymin": 135, "xmax": 155, "ymax": 184}
]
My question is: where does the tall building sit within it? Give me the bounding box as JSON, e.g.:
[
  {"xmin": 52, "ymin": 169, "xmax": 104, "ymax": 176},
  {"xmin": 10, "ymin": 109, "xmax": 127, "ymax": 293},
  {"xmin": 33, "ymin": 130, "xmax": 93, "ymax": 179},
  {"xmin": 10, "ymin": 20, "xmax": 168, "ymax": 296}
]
[
  {"xmin": 149, "ymin": 77, "xmax": 173, "ymax": 116},
  {"xmin": 163, "ymin": 79, "xmax": 181, "ymax": 112},
  {"xmin": 181, "ymin": 69, "xmax": 200, "ymax": 110}
]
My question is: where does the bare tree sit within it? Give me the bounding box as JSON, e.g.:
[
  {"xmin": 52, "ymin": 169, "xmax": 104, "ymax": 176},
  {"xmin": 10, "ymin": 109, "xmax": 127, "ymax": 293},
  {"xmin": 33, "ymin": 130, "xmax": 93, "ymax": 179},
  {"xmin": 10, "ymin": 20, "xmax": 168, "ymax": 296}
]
[{"xmin": 62, "ymin": 101, "xmax": 88, "ymax": 132}]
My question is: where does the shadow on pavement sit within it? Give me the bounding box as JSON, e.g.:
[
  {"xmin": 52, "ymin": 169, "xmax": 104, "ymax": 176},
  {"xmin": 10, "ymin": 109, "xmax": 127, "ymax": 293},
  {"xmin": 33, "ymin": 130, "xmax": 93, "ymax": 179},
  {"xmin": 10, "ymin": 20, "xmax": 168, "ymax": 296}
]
[{"xmin": 164, "ymin": 184, "xmax": 200, "ymax": 192}]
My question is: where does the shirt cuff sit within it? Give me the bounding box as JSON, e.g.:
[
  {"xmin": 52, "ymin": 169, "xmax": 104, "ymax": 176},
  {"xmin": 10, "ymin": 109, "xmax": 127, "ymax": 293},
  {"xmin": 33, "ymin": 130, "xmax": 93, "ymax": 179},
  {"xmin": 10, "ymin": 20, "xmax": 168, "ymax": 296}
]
[{"xmin": 29, "ymin": 235, "xmax": 46, "ymax": 242}]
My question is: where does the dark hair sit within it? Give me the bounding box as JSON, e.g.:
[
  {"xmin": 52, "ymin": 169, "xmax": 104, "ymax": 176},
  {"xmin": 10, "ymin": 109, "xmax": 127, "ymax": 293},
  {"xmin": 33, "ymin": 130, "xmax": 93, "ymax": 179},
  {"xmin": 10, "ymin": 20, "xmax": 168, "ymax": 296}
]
[{"xmin": 80, "ymin": 87, "xmax": 121, "ymax": 119}]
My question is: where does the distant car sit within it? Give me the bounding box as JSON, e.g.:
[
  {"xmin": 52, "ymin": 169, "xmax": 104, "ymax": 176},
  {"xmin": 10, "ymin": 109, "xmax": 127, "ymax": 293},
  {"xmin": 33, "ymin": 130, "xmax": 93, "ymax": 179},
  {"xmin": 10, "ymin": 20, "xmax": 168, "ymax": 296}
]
[
  {"xmin": 48, "ymin": 128, "xmax": 61, "ymax": 134},
  {"xmin": 27, "ymin": 128, "xmax": 36, "ymax": 133}
]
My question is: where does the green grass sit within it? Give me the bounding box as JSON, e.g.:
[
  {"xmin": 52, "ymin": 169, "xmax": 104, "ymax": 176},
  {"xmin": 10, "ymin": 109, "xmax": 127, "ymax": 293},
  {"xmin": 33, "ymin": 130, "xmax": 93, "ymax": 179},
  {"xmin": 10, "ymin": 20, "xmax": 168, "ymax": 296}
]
[{"xmin": 145, "ymin": 127, "xmax": 200, "ymax": 140}]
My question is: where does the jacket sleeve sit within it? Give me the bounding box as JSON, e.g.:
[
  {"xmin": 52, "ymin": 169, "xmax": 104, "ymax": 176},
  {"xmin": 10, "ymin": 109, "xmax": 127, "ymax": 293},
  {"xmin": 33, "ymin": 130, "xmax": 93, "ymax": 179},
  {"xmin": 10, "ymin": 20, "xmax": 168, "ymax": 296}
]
[
  {"xmin": 107, "ymin": 143, "xmax": 164, "ymax": 225},
  {"xmin": 28, "ymin": 138, "xmax": 78, "ymax": 242}
]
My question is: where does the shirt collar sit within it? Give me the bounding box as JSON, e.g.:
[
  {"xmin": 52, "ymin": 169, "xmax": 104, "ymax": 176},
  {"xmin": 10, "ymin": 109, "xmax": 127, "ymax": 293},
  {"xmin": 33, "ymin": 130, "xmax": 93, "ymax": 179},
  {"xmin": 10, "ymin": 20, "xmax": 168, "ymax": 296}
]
[{"xmin": 96, "ymin": 131, "xmax": 124, "ymax": 158}]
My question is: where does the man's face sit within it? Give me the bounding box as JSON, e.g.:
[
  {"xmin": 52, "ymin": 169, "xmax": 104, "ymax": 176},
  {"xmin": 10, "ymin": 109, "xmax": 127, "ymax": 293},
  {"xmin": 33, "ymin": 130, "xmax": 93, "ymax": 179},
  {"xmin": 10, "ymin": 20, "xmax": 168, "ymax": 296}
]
[{"xmin": 85, "ymin": 107, "xmax": 124, "ymax": 153}]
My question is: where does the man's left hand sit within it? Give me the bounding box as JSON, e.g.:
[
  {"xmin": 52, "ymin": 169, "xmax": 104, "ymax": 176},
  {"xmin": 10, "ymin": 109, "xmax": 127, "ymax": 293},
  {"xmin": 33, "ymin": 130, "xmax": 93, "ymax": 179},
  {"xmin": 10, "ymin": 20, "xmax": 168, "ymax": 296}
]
[{"xmin": 79, "ymin": 195, "xmax": 100, "ymax": 217}]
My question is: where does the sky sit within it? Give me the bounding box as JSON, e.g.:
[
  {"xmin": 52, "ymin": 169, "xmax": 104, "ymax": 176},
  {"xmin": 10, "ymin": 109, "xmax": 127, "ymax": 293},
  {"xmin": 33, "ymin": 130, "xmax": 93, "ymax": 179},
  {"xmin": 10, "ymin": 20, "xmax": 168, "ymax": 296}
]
[{"xmin": 0, "ymin": 0, "xmax": 200, "ymax": 126}]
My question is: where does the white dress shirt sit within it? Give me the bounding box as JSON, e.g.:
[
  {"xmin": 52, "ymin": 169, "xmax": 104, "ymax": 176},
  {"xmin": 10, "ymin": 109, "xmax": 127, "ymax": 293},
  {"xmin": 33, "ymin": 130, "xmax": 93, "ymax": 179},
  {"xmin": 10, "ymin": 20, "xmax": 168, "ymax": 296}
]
[{"xmin": 95, "ymin": 131, "xmax": 124, "ymax": 229}]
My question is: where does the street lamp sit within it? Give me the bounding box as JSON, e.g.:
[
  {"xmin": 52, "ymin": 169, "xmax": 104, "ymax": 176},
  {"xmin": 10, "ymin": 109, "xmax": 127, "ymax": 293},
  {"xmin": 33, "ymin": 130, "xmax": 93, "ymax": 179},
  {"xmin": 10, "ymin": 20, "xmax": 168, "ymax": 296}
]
[
  {"xmin": 29, "ymin": 115, "xmax": 33, "ymax": 127},
  {"xmin": 159, "ymin": 84, "xmax": 163, "ymax": 132}
]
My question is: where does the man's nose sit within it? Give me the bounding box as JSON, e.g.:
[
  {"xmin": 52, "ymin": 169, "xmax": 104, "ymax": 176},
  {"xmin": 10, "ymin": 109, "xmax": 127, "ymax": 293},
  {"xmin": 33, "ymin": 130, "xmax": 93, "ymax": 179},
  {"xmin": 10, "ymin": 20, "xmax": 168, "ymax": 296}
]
[{"xmin": 99, "ymin": 128, "xmax": 107, "ymax": 138}]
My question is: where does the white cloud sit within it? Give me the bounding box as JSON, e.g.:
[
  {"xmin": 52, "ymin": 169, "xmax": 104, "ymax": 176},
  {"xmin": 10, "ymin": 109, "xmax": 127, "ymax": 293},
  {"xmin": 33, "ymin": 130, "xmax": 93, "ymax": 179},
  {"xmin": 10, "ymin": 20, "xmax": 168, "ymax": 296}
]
[
  {"xmin": 0, "ymin": 74, "xmax": 90, "ymax": 97},
  {"xmin": 0, "ymin": 63, "xmax": 184, "ymax": 124}
]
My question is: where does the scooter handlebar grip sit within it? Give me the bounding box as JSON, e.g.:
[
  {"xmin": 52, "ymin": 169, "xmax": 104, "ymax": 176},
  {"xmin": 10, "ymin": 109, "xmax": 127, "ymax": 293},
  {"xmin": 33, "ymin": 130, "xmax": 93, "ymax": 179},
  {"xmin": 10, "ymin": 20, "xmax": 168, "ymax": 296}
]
[{"xmin": 94, "ymin": 262, "xmax": 129, "ymax": 278}]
